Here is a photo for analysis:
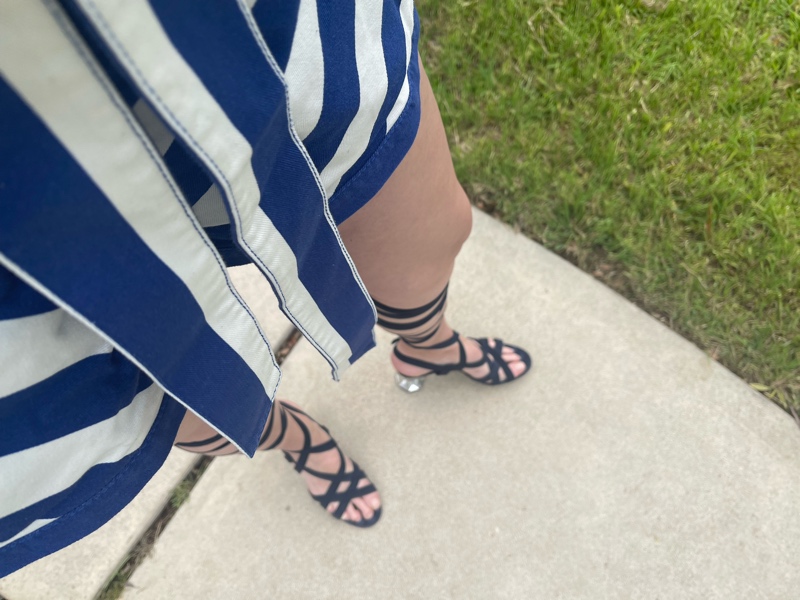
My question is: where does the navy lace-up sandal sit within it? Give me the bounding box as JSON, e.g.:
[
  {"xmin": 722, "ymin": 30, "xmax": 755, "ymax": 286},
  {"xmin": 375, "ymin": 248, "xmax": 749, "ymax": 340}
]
[
  {"xmin": 392, "ymin": 331, "xmax": 532, "ymax": 392},
  {"xmin": 275, "ymin": 403, "xmax": 381, "ymax": 527},
  {"xmin": 373, "ymin": 284, "xmax": 532, "ymax": 393}
]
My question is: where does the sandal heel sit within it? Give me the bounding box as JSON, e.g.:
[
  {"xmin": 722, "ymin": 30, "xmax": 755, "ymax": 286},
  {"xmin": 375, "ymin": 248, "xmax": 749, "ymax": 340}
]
[{"xmin": 394, "ymin": 372, "xmax": 426, "ymax": 393}]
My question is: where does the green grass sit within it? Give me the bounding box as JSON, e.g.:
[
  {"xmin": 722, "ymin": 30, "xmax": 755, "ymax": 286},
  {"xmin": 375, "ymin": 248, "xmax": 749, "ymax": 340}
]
[{"xmin": 417, "ymin": 0, "xmax": 800, "ymax": 408}]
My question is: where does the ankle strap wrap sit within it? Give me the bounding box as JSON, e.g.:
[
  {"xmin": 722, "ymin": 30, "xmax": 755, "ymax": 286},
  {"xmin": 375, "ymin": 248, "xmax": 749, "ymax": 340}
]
[{"xmin": 372, "ymin": 284, "xmax": 449, "ymax": 348}]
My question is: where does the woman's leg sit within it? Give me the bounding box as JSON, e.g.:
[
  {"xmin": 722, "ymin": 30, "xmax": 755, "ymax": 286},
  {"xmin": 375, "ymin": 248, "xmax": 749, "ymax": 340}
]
[
  {"xmin": 174, "ymin": 401, "xmax": 380, "ymax": 525},
  {"xmin": 338, "ymin": 63, "xmax": 529, "ymax": 382},
  {"xmin": 172, "ymin": 63, "xmax": 528, "ymax": 529}
]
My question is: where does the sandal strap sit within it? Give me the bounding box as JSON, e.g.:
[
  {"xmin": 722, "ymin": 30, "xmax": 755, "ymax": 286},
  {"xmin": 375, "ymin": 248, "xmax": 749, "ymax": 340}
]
[
  {"xmin": 393, "ymin": 332, "xmax": 468, "ymax": 375},
  {"xmin": 311, "ymin": 461, "xmax": 375, "ymax": 519},
  {"xmin": 464, "ymin": 338, "xmax": 531, "ymax": 384},
  {"xmin": 276, "ymin": 404, "xmax": 378, "ymax": 523},
  {"xmin": 394, "ymin": 335, "xmax": 531, "ymax": 385},
  {"xmin": 281, "ymin": 410, "xmax": 339, "ymax": 473},
  {"xmin": 418, "ymin": 331, "xmax": 461, "ymax": 350},
  {"xmin": 375, "ymin": 285, "xmax": 449, "ymax": 348},
  {"xmin": 477, "ymin": 338, "xmax": 515, "ymax": 383},
  {"xmin": 261, "ymin": 402, "xmax": 289, "ymax": 450},
  {"xmin": 403, "ymin": 325, "xmax": 442, "ymax": 347},
  {"xmin": 373, "ymin": 284, "xmax": 447, "ymax": 319}
]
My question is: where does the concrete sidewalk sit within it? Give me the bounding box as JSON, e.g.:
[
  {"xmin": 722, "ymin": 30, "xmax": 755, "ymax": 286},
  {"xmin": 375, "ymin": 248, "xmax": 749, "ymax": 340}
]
[{"xmin": 4, "ymin": 209, "xmax": 800, "ymax": 599}]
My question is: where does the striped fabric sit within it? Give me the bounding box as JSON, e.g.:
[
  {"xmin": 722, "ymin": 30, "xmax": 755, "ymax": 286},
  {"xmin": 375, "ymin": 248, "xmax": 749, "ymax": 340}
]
[{"xmin": 0, "ymin": 0, "xmax": 420, "ymax": 575}]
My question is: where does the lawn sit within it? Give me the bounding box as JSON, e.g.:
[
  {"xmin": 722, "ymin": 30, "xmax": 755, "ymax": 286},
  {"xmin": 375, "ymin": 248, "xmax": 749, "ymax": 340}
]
[{"xmin": 416, "ymin": 0, "xmax": 800, "ymax": 409}]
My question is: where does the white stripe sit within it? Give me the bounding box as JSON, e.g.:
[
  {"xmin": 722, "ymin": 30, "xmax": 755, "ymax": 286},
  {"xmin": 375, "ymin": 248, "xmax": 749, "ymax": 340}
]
[
  {"xmin": 284, "ymin": 0, "xmax": 324, "ymax": 140},
  {"xmin": 132, "ymin": 98, "xmax": 174, "ymax": 156},
  {"xmin": 0, "ymin": 382, "xmax": 163, "ymax": 520},
  {"xmin": 0, "ymin": 309, "xmax": 113, "ymax": 397},
  {"xmin": 318, "ymin": 0, "xmax": 389, "ymax": 196},
  {"xmin": 0, "ymin": 1, "xmax": 281, "ymax": 406},
  {"xmin": 0, "ymin": 518, "xmax": 56, "ymax": 549},
  {"xmin": 191, "ymin": 184, "xmax": 231, "ymax": 228},
  {"xmin": 385, "ymin": 0, "xmax": 415, "ymax": 132},
  {"xmin": 238, "ymin": 2, "xmax": 377, "ymax": 375},
  {"xmin": 0, "ymin": 252, "xmax": 251, "ymax": 457},
  {"xmin": 76, "ymin": 0, "xmax": 356, "ymax": 372}
]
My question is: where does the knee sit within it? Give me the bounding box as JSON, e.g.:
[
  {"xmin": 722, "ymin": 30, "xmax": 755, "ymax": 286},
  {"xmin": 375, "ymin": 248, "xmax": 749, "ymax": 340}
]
[
  {"xmin": 450, "ymin": 184, "xmax": 473, "ymax": 252},
  {"xmin": 430, "ymin": 183, "xmax": 472, "ymax": 267}
]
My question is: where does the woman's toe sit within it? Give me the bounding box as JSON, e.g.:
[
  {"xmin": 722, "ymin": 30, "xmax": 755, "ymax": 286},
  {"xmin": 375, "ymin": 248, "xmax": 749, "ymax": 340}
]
[
  {"xmin": 341, "ymin": 504, "xmax": 356, "ymax": 522},
  {"xmin": 510, "ymin": 360, "xmax": 527, "ymax": 377},
  {"xmin": 367, "ymin": 490, "xmax": 382, "ymax": 511},
  {"xmin": 352, "ymin": 497, "xmax": 374, "ymax": 521},
  {"xmin": 500, "ymin": 347, "xmax": 530, "ymax": 377}
]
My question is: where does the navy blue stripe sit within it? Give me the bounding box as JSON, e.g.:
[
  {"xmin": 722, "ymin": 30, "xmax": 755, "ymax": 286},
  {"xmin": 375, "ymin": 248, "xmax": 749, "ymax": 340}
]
[
  {"xmin": 68, "ymin": 0, "xmax": 220, "ymax": 210},
  {"xmin": 66, "ymin": 1, "xmax": 225, "ymax": 224},
  {"xmin": 149, "ymin": 1, "xmax": 286, "ymax": 144},
  {"xmin": 146, "ymin": 2, "xmax": 375, "ymax": 361},
  {"xmin": 202, "ymin": 224, "xmax": 252, "ymax": 268},
  {"xmin": 0, "ymin": 420, "xmax": 149, "ymax": 544},
  {"xmin": 69, "ymin": 0, "xmax": 219, "ymax": 211},
  {"xmin": 0, "ymin": 265, "xmax": 57, "ymax": 320},
  {"xmin": 0, "ymin": 80, "xmax": 269, "ymax": 453},
  {"xmin": 329, "ymin": 12, "xmax": 421, "ymax": 224},
  {"xmin": 296, "ymin": 0, "xmax": 360, "ymax": 173},
  {"xmin": 0, "ymin": 352, "xmax": 150, "ymax": 456},
  {"xmin": 246, "ymin": 108, "xmax": 377, "ymax": 360},
  {"xmin": 251, "ymin": 0, "xmax": 300, "ymax": 72},
  {"xmin": 336, "ymin": 0, "xmax": 410, "ymax": 193},
  {"xmin": 0, "ymin": 396, "xmax": 184, "ymax": 577},
  {"xmin": 58, "ymin": 0, "xmax": 139, "ymax": 107},
  {"xmin": 162, "ymin": 143, "xmax": 213, "ymax": 205}
]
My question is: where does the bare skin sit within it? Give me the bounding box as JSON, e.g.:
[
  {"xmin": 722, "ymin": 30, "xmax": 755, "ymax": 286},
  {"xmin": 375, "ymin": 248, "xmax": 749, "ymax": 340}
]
[
  {"xmin": 175, "ymin": 399, "xmax": 379, "ymax": 523},
  {"xmin": 338, "ymin": 64, "xmax": 528, "ymax": 383},
  {"xmin": 174, "ymin": 62, "xmax": 528, "ymax": 525}
]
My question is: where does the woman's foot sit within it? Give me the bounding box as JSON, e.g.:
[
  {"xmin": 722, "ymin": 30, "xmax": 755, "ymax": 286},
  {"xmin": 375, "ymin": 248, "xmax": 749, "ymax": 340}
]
[
  {"xmin": 174, "ymin": 401, "xmax": 381, "ymax": 526},
  {"xmin": 391, "ymin": 327, "xmax": 531, "ymax": 385},
  {"xmin": 370, "ymin": 286, "xmax": 531, "ymax": 387},
  {"xmin": 273, "ymin": 401, "xmax": 381, "ymax": 526}
]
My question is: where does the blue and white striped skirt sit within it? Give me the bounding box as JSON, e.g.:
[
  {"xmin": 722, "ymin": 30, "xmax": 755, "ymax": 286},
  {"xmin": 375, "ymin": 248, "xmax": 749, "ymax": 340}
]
[{"xmin": 0, "ymin": 0, "xmax": 421, "ymax": 575}]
